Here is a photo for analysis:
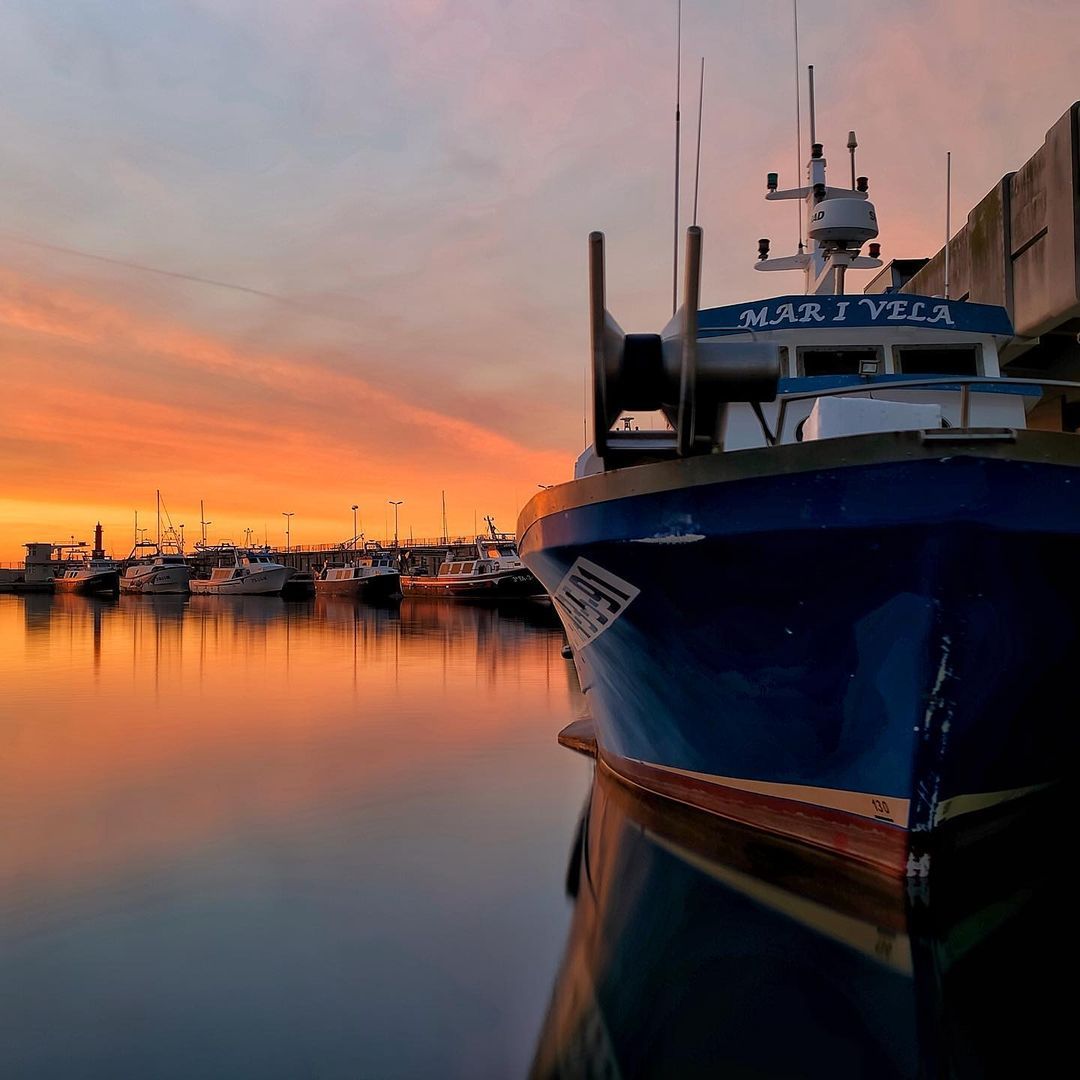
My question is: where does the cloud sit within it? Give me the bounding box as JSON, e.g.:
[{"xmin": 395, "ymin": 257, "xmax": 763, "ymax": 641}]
[{"xmin": 0, "ymin": 0, "xmax": 1077, "ymax": 554}]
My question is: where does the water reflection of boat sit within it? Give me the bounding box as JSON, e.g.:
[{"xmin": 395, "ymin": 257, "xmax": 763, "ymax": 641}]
[{"xmin": 531, "ymin": 764, "xmax": 1066, "ymax": 1078}]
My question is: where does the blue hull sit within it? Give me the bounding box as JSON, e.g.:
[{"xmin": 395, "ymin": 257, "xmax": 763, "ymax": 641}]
[{"xmin": 519, "ymin": 433, "xmax": 1080, "ymax": 872}]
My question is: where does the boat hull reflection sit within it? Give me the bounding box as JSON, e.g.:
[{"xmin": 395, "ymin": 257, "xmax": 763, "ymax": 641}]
[{"xmin": 531, "ymin": 761, "xmax": 1068, "ymax": 1078}]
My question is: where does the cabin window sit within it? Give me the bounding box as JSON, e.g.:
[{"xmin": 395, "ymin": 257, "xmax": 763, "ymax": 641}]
[
  {"xmin": 484, "ymin": 545, "xmax": 500, "ymax": 558},
  {"xmin": 893, "ymin": 345, "xmax": 981, "ymax": 376},
  {"xmin": 438, "ymin": 564, "xmax": 450, "ymax": 575},
  {"xmin": 449, "ymin": 563, "xmax": 462, "ymax": 574},
  {"xmin": 797, "ymin": 346, "xmax": 882, "ymax": 377},
  {"xmin": 460, "ymin": 562, "xmax": 474, "ymax": 574}
]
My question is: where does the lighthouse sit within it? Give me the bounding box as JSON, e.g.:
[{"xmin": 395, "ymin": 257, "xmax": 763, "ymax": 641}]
[{"xmin": 92, "ymin": 522, "xmax": 105, "ymax": 560}]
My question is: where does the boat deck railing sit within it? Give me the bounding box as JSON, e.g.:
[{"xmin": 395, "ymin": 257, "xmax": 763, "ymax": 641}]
[{"xmin": 773, "ymin": 375, "xmax": 1080, "ymax": 443}]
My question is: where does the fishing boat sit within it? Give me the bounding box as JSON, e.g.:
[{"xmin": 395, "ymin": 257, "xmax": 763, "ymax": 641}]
[
  {"xmin": 315, "ymin": 547, "xmax": 401, "ymax": 600},
  {"xmin": 517, "ymin": 103, "xmax": 1080, "ymax": 876},
  {"xmin": 120, "ymin": 533, "xmax": 191, "ymax": 596},
  {"xmin": 54, "ymin": 559, "xmax": 121, "ymax": 596},
  {"xmin": 120, "ymin": 552, "xmax": 192, "ymax": 594},
  {"xmin": 401, "ymin": 520, "xmax": 544, "ymax": 598},
  {"xmin": 120, "ymin": 492, "xmax": 192, "ymax": 593},
  {"xmin": 189, "ymin": 546, "xmax": 290, "ymax": 596},
  {"xmin": 54, "ymin": 524, "xmax": 120, "ymax": 596}
]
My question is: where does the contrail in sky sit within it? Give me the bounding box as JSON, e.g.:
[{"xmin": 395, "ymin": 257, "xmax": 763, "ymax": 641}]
[{"xmin": 0, "ymin": 232, "xmax": 359, "ymax": 320}]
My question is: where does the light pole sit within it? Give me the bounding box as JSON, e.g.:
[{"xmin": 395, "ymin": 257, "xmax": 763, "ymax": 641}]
[
  {"xmin": 282, "ymin": 511, "xmax": 294, "ymax": 553},
  {"xmin": 388, "ymin": 500, "xmax": 403, "ymax": 564},
  {"xmin": 179, "ymin": 524, "xmax": 185, "ymax": 552},
  {"xmin": 351, "ymin": 504, "xmax": 359, "ymax": 550}
]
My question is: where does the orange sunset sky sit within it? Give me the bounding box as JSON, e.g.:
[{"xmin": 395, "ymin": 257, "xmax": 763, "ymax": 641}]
[{"xmin": 1, "ymin": 0, "xmax": 1077, "ymax": 560}]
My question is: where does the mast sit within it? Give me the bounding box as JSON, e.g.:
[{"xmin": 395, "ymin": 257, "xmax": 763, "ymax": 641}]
[
  {"xmin": 671, "ymin": 0, "xmax": 682, "ymax": 314},
  {"xmin": 945, "ymin": 151, "xmax": 952, "ymax": 300},
  {"xmin": 442, "ymin": 490, "xmax": 448, "ymax": 543},
  {"xmin": 156, "ymin": 489, "xmax": 161, "ymax": 550},
  {"xmin": 755, "ymin": 66, "xmax": 881, "ymax": 296}
]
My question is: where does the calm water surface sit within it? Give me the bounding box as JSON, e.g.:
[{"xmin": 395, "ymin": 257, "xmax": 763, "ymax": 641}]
[
  {"xmin": 1, "ymin": 594, "xmax": 588, "ymax": 1078},
  {"xmin": 1, "ymin": 593, "xmax": 1067, "ymax": 1078}
]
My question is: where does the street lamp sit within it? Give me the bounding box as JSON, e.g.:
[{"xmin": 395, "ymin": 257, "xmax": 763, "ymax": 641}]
[
  {"xmin": 388, "ymin": 500, "xmax": 403, "ymax": 563},
  {"xmin": 351, "ymin": 504, "xmax": 359, "ymax": 550},
  {"xmin": 282, "ymin": 511, "xmax": 294, "ymax": 553}
]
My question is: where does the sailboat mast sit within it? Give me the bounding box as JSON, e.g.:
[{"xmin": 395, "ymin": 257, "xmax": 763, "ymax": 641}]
[
  {"xmin": 441, "ymin": 491, "xmax": 448, "ymax": 543},
  {"xmin": 156, "ymin": 490, "xmax": 161, "ymax": 549}
]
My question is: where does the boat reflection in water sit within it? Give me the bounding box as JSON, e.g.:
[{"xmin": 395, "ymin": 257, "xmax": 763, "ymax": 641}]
[{"xmin": 531, "ymin": 760, "xmax": 1066, "ymax": 1078}]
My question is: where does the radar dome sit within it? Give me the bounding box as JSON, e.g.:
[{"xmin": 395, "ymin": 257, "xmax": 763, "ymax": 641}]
[{"xmin": 807, "ymin": 198, "xmax": 878, "ymax": 246}]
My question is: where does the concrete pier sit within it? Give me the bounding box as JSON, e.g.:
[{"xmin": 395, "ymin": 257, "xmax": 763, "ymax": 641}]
[{"xmin": 868, "ymin": 102, "xmax": 1080, "ymax": 385}]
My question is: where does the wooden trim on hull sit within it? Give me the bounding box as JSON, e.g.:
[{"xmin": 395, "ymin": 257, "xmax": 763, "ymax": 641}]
[{"xmin": 602, "ymin": 750, "xmax": 912, "ymax": 879}]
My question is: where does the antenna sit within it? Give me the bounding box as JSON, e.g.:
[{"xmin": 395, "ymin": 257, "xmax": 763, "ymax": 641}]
[
  {"xmin": 692, "ymin": 57, "xmax": 704, "ymax": 226},
  {"xmin": 847, "ymin": 130, "xmax": 858, "ymax": 189},
  {"xmin": 671, "ymin": 0, "xmax": 682, "ymax": 315},
  {"xmin": 792, "ymin": 0, "xmax": 804, "ymax": 253},
  {"xmin": 808, "ymin": 64, "xmax": 817, "ymax": 147},
  {"xmin": 944, "ymin": 150, "xmax": 952, "ymax": 300}
]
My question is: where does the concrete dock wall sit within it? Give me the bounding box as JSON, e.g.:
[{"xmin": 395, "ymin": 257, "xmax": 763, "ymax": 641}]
[{"xmin": 880, "ymin": 102, "xmax": 1080, "ymax": 373}]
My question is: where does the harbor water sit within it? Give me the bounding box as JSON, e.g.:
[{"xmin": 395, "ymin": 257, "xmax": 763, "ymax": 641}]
[
  {"xmin": 0, "ymin": 593, "xmax": 1066, "ymax": 1077},
  {"xmin": 0, "ymin": 594, "xmax": 587, "ymax": 1078}
]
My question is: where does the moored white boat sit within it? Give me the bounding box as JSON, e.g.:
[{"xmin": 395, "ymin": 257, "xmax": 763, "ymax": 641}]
[
  {"xmin": 401, "ymin": 525, "xmax": 544, "ymax": 598},
  {"xmin": 120, "ymin": 493, "xmax": 192, "ymax": 594},
  {"xmin": 189, "ymin": 547, "xmax": 289, "ymax": 596},
  {"xmin": 54, "ymin": 523, "xmax": 120, "ymax": 596},
  {"xmin": 54, "ymin": 559, "xmax": 121, "ymax": 596},
  {"xmin": 315, "ymin": 548, "xmax": 401, "ymax": 599},
  {"xmin": 120, "ymin": 551, "xmax": 192, "ymax": 594}
]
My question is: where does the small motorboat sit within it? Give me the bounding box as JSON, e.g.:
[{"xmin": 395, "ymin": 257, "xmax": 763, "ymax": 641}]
[
  {"xmin": 189, "ymin": 547, "xmax": 289, "ymax": 596},
  {"xmin": 54, "ymin": 559, "xmax": 121, "ymax": 596},
  {"xmin": 401, "ymin": 522, "xmax": 544, "ymax": 599},
  {"xmin": 120, "ymin": 549, "xmax": 192, "ymax": 594},
  {"xmin": 315, "ymin": 549, "xmax": 401, "ymax": 600}
]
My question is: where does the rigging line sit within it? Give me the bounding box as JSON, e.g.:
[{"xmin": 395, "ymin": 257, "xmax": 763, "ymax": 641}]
[
  {"xmin": 792, "ymin": 0, "xmax": 804, "ymax": 253},
  {"xmin": 672, "ymin": 0, "xmax": 682, "ymax": 315},
  {"xmin": 692, "ymin": 58, "xmax": 705, "ymax": 227}
]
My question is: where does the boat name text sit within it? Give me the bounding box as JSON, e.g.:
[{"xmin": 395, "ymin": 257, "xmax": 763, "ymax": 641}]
[{"xmin": 736, "ymin": 298, "xmax": 956, "ymax": 330}]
